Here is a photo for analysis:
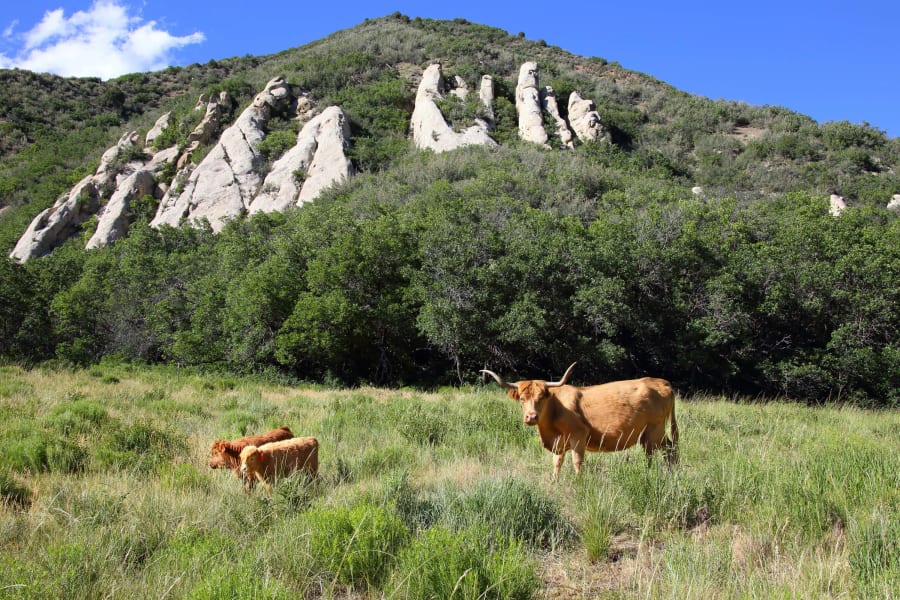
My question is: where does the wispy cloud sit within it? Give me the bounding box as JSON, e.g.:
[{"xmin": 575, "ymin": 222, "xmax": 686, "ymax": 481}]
[{"xmin": 0, "ymin": 1, "xmax": 204, "ymax": 79}]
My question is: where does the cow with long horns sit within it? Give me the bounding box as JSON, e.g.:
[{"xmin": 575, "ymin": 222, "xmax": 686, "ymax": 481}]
[{"xmin": 481, "ymin": 363, "xmax": 678, "ymax": 478}]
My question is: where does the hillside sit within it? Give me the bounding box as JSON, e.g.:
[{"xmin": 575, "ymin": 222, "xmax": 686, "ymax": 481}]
[{"xmin": 0, "ymin": 14, "xmax": 898, "ymax": 404}]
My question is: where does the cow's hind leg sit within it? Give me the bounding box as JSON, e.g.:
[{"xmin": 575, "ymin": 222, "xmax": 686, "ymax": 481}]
[{"xmin": 640, "ymin": 424, "xmax": 666, "ymax": 467}]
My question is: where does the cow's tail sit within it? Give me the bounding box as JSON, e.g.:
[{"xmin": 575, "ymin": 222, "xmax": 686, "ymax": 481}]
[{"xmin": 665, "ymin": 400, "xmax": 679, "ymax": 465}]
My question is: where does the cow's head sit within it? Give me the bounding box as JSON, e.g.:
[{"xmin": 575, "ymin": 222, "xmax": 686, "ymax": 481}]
[
  {"xmin": 209, "ymin": 440, "xmax": 240, "ymax": 469},
  {"xmin": 481, "ymin": 363, "xmax": 576, "ymax": 426}
]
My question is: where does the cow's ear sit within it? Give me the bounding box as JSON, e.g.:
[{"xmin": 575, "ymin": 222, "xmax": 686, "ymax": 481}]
[{"xmin": 506, "ymin": 388, "xmax": 520, "ymax": 401}]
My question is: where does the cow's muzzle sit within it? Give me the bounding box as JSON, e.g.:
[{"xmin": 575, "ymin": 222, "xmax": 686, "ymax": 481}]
[{"xmin": 524, "ymin": 413, "xmax": 538, "ymax": 426}]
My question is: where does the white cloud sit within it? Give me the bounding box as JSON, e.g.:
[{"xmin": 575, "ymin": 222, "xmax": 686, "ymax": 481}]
[{"xmin": 0, "ymin": 1, "xmax": 204, "ymax": 79}]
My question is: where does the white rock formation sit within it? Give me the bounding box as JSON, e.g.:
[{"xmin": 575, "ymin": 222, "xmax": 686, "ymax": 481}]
[
  {"xmin": 9, "ymin": 177, "xmax": 99, "ymax": 261},
  {"xmin": 10, "ymin": 131, "xmax": 145, "ymax": 261},
  {"xmin": 151, "ymin": 77, "xmax": 294, "ymax": 232},
  {"xmin": 568, "ymin": 91, "xmax": 607, "ymax": 143},
  {"xmin": 249, "ymin": 106, "xmax": 354, "ymax": 214},
  {"xmin": 829, "ymin": 194, "xmax": 846, "ymax": 216},
  {"xmin": 542, "ymin": 86, "xmax": 574, "ymax": 149},
  {"xmin": 479, "ymin": 75, "xmax": 495, "ymax": 126},
  {"xmin": 410, "ymin": 64, "xmax": 496, "ymax": 153},
  {"xmin": 887, "ymin": 194, "xmax": 900, "ymax": 212},
  {"xmin": 691, "ymin": 186, "xmax": 704, "ymax": 196},
  {"xmin": 516, "ymin": 62, "xmax": 549, "ymax": 147},
  {"xmin": 85, "ymin": 170, "xmax": 156, "ymax": 250},
  {"xmin": 176, "ymin": 92, "xmax": 233, "ymax": 169},
  {"xmin": 145, "ymin": 112, "xmax": 171, "ymax": 148}
]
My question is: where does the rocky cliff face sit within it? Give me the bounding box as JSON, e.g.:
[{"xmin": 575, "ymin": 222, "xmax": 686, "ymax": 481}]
[
  {"xmin": 410, "ymin": 63, "xmax": 496, "ymax": 153},
  {"xmin": 11, "ymin": 61, "xmax": 611, "ymax": 260}
]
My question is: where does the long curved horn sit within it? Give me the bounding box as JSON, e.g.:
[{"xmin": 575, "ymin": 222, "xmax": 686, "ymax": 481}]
[
  {"xmin": 547, "ymin": 362, "xmax": 577, "ymax": 388},
  {"xmin": 480, "ymin": 369, "xmax": 516, "ymax": 390}
]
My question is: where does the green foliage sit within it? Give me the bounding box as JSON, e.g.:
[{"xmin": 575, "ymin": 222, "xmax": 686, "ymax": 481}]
[{"xmin": 389, "ymin": 526, "xmax": 539, "ymax": 600}]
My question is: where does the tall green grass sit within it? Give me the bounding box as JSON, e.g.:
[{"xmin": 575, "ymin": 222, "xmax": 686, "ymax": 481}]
[{"xmin": 0, "ymin": 365, "xmax": 897, "ymax": 598}]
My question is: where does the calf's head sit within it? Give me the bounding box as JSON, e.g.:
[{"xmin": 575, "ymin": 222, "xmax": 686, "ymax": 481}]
[
  {"xmin": 480, "ymin": 363, "xmax": 577, "ymax": 426},
  {"xmin": 209, "ymin": 440, "xmax": 240, "ymax": 469},
  {"xmin": 239, "ymin": 445, "xmax": 263, "ymax": 476}
]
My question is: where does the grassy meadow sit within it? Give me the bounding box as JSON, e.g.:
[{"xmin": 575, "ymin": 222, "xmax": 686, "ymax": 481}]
[{"xmin": 0, "ymin": 363, "xmax": 897, "ymax": 599}]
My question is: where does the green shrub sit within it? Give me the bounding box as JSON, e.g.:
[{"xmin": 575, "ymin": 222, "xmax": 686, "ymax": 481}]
[
  {"xmin": 44, "ymin": 399, "xmax": 110, "ymax": 435},
  {"xmin": 3, "ymin": 424, "xmax": 87, "ymax": 474},
  {"xmin": 299, "ymin": 502, "xmax": 409, "ymax": 589},
  {"xmin": 94, "ymin": 423, "xmax": 183, "ymax": 472},
  {"xmin": 0, "ymin": 469, "xmax": 31, "ymax": 506},
  {"xmin": 389, "ymin": 526, "xmax": 538, "ymax": 600},
  {"xmin": 436, "ymin": 477, "xmax": 573, "ymax": 549}
]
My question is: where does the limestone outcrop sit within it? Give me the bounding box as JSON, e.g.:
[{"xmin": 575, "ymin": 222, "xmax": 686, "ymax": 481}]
[
  {"xmin": 410, "ymin": 63, "xmax": 496, "ymax": 153},
  {"xmin": 829, "ymin": 193, "xmax": 847, "ymax": 216},
  {"xmin": 249, "ymin": 106, "xmax": 354, "ymax": 214},
  {"xmin": 145, "ymin": 112, "xmax": 171, "ymax": 148},
  {"xmin": 568, "ymin": 91, "xmax": 607, "ymax": 143},
  {"xmin": 542, "ymin": 86, "xmax": 574, "ymax": 149},
  {"xmin": 10, "ymin": 131, "xmax": 143, "ymax": 261},
  {"xmin": 515, "ymin": 62, "xmax": 549, "ymax": 147},
  {"xmin": 151, "ymin": 77, "xmax": 294, "ymax": 232},
  {"xmin": 85, "ymin": 170, "xmax": 156, "ymax": 250},
  {"xmin": 887, "ymin": 194, "xmax": 900, "ymax": 212}
]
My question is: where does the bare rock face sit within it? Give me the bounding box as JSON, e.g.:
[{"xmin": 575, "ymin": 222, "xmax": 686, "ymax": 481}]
[
  {"xmin": 85, "ymin": 170, "xmax": 156, "ymax": 250},
  {"xmin": 410, "ymin": 64, "xmax": 496, "ymax": 153},
  {"xmin": 151, "ymin": 77, "xmax": 294, "ymax": 232},
  {"xmin": 249, "ymin": 106, "xmax": 354, "ymax": 214},
  {"xmin": 568, "ymin": 91, "xmax": 607, "ymax": 143},
  {"xmin": 10, "ymin": 131, "xmax": 147, "ymax": 261},
  {"xmin": 887, "ymin": 194, "xmax": 900, "ymax": 212},
  {"xmin": 479, "ymin": 75, "xmax": 495, "ymax": 126},
  {"xmin": 542, "ymin": 86, "xmax": 574, "ymax": 149},
  {"xmin": 516, "ymin": 62, "xmax": 548, "ymax": 147},
  {"xmin": 176, "ymin": 92, "xmax": 233, "ymax": 169},
  {"xmin": 145, "ymin": 112, "xmax": 171, "ymax": 148},
  {"xmin": 829, "ymin": 193, "xmax": 847, "ymax": 216},
  {"xmin": 10, "ymin": 177, "xmax": 99, "ymax": 261}
]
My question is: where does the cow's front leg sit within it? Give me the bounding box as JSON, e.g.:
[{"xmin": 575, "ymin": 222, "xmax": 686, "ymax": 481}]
[
  {"xmin": 552, "ymin": 452, "xmax": 565, "ymax": 480},
  {"xmin": 571, "ymin": 448, "xmax": 584, "ymax": 474}
]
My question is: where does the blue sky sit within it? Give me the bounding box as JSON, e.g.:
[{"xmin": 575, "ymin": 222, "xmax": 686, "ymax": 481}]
[{"xmin": 1, "ymin": 1, "xmax": 897, "ymax": 138}]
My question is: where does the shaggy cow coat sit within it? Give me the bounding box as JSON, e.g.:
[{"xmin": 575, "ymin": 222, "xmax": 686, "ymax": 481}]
[
  {"xmin": 208, "ymin": 426, "xmax": 294, "ymax": 476},
  {"xmin": 239, "ymin": 436, "xmax": 319, "ymax": 491}
]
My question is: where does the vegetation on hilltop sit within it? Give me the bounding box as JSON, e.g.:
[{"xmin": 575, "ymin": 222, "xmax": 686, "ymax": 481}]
[{"xmin": 0, "ymin": 14, "xmax": 898, "ymax": 405}]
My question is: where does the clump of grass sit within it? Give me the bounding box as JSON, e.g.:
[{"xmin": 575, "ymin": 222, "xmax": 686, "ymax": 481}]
[
  {"xmin": 0, "ymin": 469, "xmax": 31, "ymax": 507},
  {"xmin": 389, "ymin": 525, "xmax": 538, "ymax": 600},
  {"xmin": 3, "ymin": 423, "xmax": 87, "ymax": 474},
  {"xmin": 850, "ymin": 510, "xmax": 899, "ymax": 595},
  {"xmin": 436, "ymin": 477, "xmax": 573, "ymax": 550},
  {"xmin": 94, "ymin": 423, "xmax": 184, "ymax": 472}
]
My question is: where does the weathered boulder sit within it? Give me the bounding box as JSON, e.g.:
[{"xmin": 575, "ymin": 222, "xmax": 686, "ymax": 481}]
[
  {"xmin": 151, "ymin": 77, "xmax": 294, "ymax": 232},
  {"xmin": 410, "ymin": 64, "xmax": 496, "ymax": 153},
  {"xmin": 479, "ymin": 75, "xmax": 495, "ymax": 126},
  {"xmin": 176, "ymin": 92, "xmax": 233, "ymax": 169},
  {"xmin": 542, "ymin": 86, "xmax": 574, "ymax": 149},
  {"xmin": 249, "ymin": 106, "xmax": 354, "ymax": 214},
  {"xmin": 829, "ymin": 194, "xmax": 846, "ymax": 216},
  {"xmin": 568, "ymin": 91, "xmax": 607, "ymax": 143},
  {"xmin": 887, "ymin": 194, "xmax": 900, "ymax": 211},
  {"xmin": 10, "ymin": 176, "xmax": 99, "ymax": 261},
  {"xmin": 85, "ymin": 170, "xmax": 156, "ymax": 250},
  {"xmin": 515, "ymin": 62, "xmax": 548, "ymax": 147},
  {"xmin": 145, "ymin": 112, "xmax": 171, "ymax": 148}
]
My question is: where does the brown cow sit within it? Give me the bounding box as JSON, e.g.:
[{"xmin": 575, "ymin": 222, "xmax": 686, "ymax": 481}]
[
  {"xmin": 481, "ymin": 363, "xmax": 678, "ymax": 479},
  {"xmin": 240, "ymin": 436, "xmax": 319, "ymax": 491},
  {"xmin": 208, "ymin": 426, "xmax": 294, "ymax": 477}
]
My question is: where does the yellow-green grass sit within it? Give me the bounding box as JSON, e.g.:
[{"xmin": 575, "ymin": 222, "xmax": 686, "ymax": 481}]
[{"xmin": 0, "ymin": 364, "xmax": 897, "ymax": 598}]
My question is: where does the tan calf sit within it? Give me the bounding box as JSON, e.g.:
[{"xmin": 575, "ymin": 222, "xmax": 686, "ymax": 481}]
[
  {"xmin": 239, "ymin": 436, "xmax": 319, "ymax": 491},
  {"xmin": 208, "ymin": 426, "xmax": 294, "ymax": 477}
]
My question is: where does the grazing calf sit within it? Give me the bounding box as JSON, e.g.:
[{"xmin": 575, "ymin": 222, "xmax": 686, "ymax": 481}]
[
  {"xmin": 240, "ymin": 437, "xmax": 319, "ymax": 491},
  {"xmin": 208, "ymin": 426, "xmax": 294, "ymax": 477}
]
